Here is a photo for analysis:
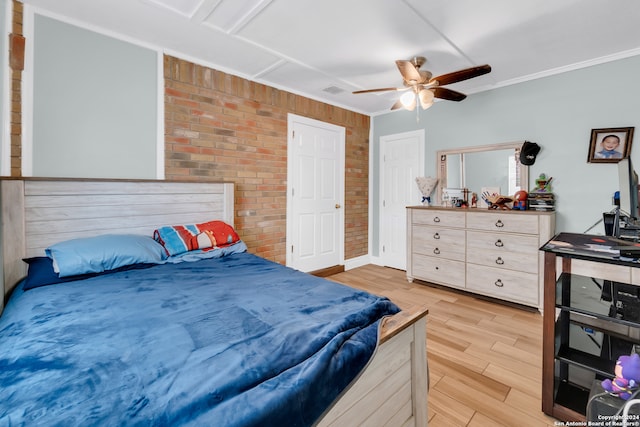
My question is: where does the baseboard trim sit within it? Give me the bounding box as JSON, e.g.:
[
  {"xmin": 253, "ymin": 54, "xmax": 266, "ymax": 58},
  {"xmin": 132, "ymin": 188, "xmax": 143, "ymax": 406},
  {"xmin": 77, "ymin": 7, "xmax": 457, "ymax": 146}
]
[
  {"xmin": 345, "ymin": 255, "xmax": 370, "ymax": 270},
  {"xmin": 309, "ymin": 265, "xmax": 345, "ymax": 277},
  {"xmin": 308, "ymin": 254, "xmax": 378, "ymax": 275}
]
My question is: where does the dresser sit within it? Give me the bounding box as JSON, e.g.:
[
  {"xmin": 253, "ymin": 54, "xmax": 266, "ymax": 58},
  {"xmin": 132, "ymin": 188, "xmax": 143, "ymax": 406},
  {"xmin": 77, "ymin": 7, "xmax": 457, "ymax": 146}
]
[{"xmin": 406, "ymin": 207, "xmax": 555, "ymax": 310}]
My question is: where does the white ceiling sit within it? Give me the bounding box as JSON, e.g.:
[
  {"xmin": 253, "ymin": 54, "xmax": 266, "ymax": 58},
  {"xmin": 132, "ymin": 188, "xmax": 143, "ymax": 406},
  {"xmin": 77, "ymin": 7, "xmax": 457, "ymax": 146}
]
[{"xmin": 20, "ymin": 0, "xmax": 640, "ymax": 115}]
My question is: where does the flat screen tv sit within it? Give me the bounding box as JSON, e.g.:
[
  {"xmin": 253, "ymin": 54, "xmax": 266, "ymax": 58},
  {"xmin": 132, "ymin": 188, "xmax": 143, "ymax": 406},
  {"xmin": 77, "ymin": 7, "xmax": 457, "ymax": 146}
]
[{"xmin": 618, "ymin": 158, "xmax": 640, "ymax": 223}]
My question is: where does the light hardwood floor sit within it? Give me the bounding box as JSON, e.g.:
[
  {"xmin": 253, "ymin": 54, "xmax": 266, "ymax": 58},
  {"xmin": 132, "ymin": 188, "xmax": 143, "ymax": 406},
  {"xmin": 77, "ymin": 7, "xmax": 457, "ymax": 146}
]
[{"xmin": 328, "ymin": 264, "xmax": 559, "ymax": 427}]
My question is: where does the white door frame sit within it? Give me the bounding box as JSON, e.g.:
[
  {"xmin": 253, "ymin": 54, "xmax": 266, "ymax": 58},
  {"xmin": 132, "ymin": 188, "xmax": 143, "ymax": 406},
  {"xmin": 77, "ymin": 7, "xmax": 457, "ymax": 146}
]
[
  {"xmin": 378, "ymin": 129, "xmax": 425, "ymax": 268},
  {"xmin": 286, "ymin": 113, "xmax": 345, "ymax": 270}
]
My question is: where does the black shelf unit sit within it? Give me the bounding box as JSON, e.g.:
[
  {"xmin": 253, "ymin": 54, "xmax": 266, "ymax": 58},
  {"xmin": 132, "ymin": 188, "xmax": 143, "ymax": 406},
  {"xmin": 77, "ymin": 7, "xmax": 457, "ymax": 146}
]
[
  {"xmin": 555, "ymin": 343, "xmax": 616, "ymax": 377},
  {"xmin": 553, "ymin": 381, "xmax": 590, "ymax": 416},
  {"xmin": 553, "ymin": 273, "xmax": 640, "ymax": 416},
  {"xmin": 540, "ymin": 233, "xmax": 640, "ymax": 422}
]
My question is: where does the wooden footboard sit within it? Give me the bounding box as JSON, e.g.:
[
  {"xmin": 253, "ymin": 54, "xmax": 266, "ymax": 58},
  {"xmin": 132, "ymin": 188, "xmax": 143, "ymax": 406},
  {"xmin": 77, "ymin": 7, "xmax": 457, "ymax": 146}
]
[{"xmin": 318, "ymin": 307, "xmax": 428, "ymax": 427}]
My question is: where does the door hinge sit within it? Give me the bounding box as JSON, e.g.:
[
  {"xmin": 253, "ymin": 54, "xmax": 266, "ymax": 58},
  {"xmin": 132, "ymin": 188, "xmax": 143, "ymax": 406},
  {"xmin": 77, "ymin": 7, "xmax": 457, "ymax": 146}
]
[
  {"xmin": 382, "ymin": 245, "xmax": 385, "ymax": 253},
  {"xmin": 291, "ymin": 245, "xmax": 294, "ymax": 253},
  {"xmin": 292, "ymin": 130, "xmax": 295, "ymax": 138}
]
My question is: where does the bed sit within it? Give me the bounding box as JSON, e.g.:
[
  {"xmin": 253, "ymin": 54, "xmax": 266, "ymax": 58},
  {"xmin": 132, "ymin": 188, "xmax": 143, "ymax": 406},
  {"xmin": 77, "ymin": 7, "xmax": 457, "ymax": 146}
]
[{"xmin": 0, "ymin": 178, "xmax": 428, "ymax": 426}]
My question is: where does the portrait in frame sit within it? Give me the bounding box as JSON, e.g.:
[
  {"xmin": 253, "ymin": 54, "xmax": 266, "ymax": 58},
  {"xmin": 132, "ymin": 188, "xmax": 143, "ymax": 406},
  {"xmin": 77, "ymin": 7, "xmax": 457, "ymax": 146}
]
[{"xmin": 587, "ymin": 127, "xmax": 634, "ymax": 163}]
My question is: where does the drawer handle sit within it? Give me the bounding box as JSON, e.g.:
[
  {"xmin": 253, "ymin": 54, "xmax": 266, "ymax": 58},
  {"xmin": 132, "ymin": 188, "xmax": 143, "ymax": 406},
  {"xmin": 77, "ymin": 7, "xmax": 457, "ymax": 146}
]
[
  {"xmin": 495, "ymin": 219, "xmax": 504, "ymax": 228},
  {"xmin": 495, "ymin": 257, "xmax": 504, "ymax": 265},
  {"xmin": 495, "ymin": 239, "xmax": 504, "ymax": 247},
  {"xmin": 433, "ymin": 248, "xmax": 440, "ymax": 255},
  {"xmin": 433, "ymin": 232, "xmax": 440, "ymax": 240},
  {"xmin": 433, "ymin": 216, "xmax": 441, "ymax": 223},
  {"xmin": 494, "ymin": 279, "xmax": 504, "ymax": 287}
]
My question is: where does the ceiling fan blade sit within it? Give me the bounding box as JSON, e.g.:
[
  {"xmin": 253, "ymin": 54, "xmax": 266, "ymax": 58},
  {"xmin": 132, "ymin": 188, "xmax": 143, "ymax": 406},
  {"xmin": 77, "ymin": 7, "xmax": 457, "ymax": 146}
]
[
  {"xmin": 430, "ymin": 64, "xmax": 491, "ymax": 86},
  {"xmin": 353, "ymin": 87, "xmax": 403, "ymax": 94},
  {"xmin": 396, "ymin": 60, "xmax": 424, "ymax": 84},
  {"xmin": 390, "ymin": 100, "xmax": 403, "ymax": 110},
  {"xmin": 433, "ymin": 87, "xmax": 467, "ymax": 102}
]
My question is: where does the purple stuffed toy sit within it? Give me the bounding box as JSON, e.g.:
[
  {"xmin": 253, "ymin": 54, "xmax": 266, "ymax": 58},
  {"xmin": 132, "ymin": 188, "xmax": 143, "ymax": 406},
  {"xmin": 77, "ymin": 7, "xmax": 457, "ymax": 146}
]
[{"xmin": 602, "ymin": 353, "xmax": 640, "ymax": 400}]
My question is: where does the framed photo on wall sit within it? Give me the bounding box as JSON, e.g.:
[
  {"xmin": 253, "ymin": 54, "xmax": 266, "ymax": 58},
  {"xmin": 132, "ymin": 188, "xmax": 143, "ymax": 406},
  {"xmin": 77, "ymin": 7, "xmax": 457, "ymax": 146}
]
[{"xmin": 587, "ymin": 127, "xmax": 634, "ymax": 163}]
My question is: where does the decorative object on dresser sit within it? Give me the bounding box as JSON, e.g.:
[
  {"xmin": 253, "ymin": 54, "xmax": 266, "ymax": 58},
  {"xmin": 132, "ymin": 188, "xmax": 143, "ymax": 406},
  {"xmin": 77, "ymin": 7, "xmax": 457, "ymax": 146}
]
[
  {"xmin": 442, "ymin": 187, "xmax": 467, "ymax": 208},
  {"xmin": 406, "ymin": 206, "xmax": 555, "ymax": 311},
  {"xmin": 415, "ymin": 176, "xmax": 438, "ymax": 206},
  {"xmin": 482, "ymin": 192, "xmax": 514, "ymax": 210},
  {"xmin": 529, "ymin": 173, "xmax": 555, "ymax": 211},
  {"xmin": 512, "ymin": 190, "xmax": 528, "ymax": 210},
  {"xmin": 480, "ymin": 186, "xmax": 501, "ymax": 208}
]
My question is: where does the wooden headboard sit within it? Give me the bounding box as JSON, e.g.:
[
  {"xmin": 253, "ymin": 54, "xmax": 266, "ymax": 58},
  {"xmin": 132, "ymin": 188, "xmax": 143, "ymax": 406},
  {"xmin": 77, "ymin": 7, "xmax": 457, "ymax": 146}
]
[{"xmin": 0, "ymin": 178, "xmax": 234, "ymax": 309}]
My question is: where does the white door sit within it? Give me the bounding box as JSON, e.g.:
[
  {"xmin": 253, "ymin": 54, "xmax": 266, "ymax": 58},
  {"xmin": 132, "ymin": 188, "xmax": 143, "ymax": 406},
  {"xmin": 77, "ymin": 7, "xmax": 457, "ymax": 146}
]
[
  {"xmin": 287, "ymin": 114, "xmax": 345, "ymax": 272},
  {"xmin": 380, "ymin": 130, "xmax": 425, "ymax": 270}
]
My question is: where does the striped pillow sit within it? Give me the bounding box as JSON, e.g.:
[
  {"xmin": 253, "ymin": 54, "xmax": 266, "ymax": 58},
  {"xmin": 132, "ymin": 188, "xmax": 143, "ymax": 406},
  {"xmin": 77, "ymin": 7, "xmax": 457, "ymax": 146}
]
[{"xmin": 153, "ymin": 220, "xmax": 240, "ymax": 257}]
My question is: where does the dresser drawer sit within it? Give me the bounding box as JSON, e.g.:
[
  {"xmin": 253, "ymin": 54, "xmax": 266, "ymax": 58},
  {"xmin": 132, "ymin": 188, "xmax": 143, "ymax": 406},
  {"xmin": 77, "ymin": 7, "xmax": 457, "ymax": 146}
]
[
  {"xmin": 411, "ymin": 209, "xmax": 465, "ymax": 228},
  {"xmin": 466, "ymin": 230, "xmax": 539, "ymax": 274},
  {"xmin": 466, "ymin": 212, "xmax": 539, "ymax": 235},
  {"xmin": 466, "ymin": 264, "xmax": 538, "ymax": 306},
  {"xmin": 412, "ymin": 225, "xmax": 465, "ymax": 261},
  {"xmin": 412, "ymin": 254, "xmax": 465, "ymax": 289}
]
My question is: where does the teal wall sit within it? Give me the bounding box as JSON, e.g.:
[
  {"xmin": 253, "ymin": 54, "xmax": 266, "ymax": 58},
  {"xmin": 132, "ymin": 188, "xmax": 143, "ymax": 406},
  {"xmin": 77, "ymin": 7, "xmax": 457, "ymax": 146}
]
[
  {"xmin": 372, "ymin": 55, "xmax": 640, "ymax": 255},
  {"xmin": 32, "ymin": 14, "xmax": 158, "ymax": 178}
]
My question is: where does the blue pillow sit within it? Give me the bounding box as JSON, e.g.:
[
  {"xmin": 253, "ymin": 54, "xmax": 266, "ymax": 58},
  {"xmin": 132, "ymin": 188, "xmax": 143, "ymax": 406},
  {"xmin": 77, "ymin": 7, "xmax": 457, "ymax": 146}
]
[
  {"xmin": 23, "ymin": 257, "xmax": 90, "ymax": 290},
  {"xmin": 45, "ymin": 234, "xmax": 166, "ymax": 277},
  {"xmin": 22, "ymin": 257, "xmax": 159, "ymax": 290}
]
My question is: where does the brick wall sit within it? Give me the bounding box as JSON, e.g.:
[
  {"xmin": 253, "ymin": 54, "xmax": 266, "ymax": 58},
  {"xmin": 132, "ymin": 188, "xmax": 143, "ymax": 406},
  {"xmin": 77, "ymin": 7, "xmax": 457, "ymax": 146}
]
[{"xmin": 164, "ymin": 55, "xmax": 370, "ymax": 265}]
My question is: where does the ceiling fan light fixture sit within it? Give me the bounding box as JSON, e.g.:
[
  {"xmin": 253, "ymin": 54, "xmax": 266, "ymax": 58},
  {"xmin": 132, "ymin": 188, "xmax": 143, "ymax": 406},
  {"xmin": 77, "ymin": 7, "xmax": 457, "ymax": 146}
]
[
  {"xmin": 400, "ymin": 91, "xmax": 416, "ymax": 110},
  {"xmin": 419, "ymin": 89, "xmax": 435, "ymax": 109},
  {"xmin": 420, "ymin": 100, "xmax": 434, "ymax": 110}
]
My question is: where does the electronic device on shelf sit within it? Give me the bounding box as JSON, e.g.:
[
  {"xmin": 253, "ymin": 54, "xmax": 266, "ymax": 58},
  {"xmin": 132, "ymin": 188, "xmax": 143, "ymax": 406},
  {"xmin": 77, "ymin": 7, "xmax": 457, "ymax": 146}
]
[
  {"xmin": 603, "ymin": 210, "xmax": 620, "ymax": 238},
  {"xmin": 603, "ymin": 158, "xmax": 640, "ymax": 240},
  {"xmin": 614, "ymin": 246, "xmax": 640, "ymax": 258},
  {"xmin": 619, "ymin": 158, "xmax": 640, "ymax": 224}
]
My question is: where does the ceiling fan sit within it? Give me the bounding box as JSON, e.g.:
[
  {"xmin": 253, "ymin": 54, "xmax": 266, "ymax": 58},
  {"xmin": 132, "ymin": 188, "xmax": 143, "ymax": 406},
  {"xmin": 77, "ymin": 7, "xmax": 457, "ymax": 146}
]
[{"xmin": 353, "ymin": 56, "xmax": 491, "ymax": 111}]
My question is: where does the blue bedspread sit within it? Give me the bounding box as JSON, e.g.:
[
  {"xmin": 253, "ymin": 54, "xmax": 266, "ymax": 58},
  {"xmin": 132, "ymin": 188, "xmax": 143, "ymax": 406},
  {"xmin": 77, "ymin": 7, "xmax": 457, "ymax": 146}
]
[{"xmin": 0, "ymin": 253, "xmax": 399, "ymax": 426}]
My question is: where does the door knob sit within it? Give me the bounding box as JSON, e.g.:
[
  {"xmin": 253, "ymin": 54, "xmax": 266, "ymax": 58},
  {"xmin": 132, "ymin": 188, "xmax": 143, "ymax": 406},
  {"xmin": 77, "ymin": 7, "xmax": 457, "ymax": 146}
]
[{"xmin": 335, "ymin": 204, "xmax": 341, "ymax": 209}]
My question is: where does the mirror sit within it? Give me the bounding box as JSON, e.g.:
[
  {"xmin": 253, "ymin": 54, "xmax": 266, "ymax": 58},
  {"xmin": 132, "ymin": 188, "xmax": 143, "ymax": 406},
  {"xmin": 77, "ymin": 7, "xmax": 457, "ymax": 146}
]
[{"xmin": 436, "ymin": 141, "xmax": 529, "ymax": 206}]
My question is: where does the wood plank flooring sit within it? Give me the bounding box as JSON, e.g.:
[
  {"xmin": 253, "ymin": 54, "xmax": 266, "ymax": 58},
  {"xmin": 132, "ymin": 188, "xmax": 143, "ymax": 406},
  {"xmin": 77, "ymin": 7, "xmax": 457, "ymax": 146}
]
[{"xmin": 327, "ymin": 264, "xmax": 558, "ymax": 427}]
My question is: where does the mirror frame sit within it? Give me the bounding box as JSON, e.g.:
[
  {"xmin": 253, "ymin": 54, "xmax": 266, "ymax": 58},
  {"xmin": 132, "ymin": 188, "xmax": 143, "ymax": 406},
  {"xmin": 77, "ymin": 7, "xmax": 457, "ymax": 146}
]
[{"xmin": 436, "ymin": 141, "xmax": 529, "ymax": 205}]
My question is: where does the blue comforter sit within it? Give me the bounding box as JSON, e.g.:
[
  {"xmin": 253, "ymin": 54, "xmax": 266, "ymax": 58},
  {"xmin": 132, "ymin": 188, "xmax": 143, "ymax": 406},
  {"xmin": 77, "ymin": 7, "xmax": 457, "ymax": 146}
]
[{"xmin": 0, "ymin": 253, "xmax": 399, "ymax": 426}]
